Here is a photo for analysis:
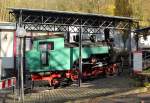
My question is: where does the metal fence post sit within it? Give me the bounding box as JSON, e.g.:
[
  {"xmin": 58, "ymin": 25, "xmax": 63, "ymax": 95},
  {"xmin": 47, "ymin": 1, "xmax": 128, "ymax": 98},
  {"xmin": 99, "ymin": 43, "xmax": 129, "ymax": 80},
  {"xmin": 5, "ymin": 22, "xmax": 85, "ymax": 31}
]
[
  {"xmin": 13, "ymin": 77, "xmax": 16, "ymax": 103},
  {"xmin": 129, "ymin": 22, "xmax": 132, "ymax": 75}
]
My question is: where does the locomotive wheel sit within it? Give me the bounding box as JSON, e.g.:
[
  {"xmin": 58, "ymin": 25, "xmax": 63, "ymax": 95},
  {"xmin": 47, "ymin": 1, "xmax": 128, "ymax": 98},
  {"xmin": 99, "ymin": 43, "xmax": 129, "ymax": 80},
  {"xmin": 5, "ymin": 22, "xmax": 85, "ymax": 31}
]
[
  {"xmin": 105, "ymin": 64, "xmax": 119, "ymax": 76},
  {"xmin": 105, "ymin": 65, "xmax": 115, "ymax": 76},
  {"xmin": 51, "ymin": 78, "xmax": 60, "ymax": 89},
  {"xmin": 112, "ymin": 64, "xmax": 119, "ymax": 76},
  {"xmin": 70, "ymin": 69, "xmax": 80, "ymax": 81}
]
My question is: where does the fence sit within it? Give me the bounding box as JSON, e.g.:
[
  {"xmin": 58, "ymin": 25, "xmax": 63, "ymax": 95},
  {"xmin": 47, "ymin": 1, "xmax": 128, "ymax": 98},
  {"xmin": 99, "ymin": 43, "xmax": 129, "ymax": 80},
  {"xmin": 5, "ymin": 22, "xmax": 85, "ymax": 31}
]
[
  {"xmin": 0, "ymin": 77, "xmax": 16, "ymax": 89},
  {"xmin": 0, "ymin": 77, "xmax": 16, "ymax": 103}
]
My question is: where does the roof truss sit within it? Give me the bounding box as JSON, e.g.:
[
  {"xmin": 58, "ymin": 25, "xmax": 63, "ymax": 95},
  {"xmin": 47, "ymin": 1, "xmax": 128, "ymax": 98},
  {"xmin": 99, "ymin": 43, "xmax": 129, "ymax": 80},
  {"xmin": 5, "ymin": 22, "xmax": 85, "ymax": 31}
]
[{"xmin": 9, "ymin": 8, "xmax": 138, "ymax": 33}]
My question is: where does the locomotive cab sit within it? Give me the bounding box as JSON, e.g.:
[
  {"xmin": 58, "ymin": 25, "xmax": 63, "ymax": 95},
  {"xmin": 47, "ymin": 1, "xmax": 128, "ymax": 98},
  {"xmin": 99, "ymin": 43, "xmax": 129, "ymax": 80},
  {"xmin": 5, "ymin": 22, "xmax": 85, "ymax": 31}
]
[{"xmin": 39, "ymin": 42, "xmax": 54, "ymax": 66}]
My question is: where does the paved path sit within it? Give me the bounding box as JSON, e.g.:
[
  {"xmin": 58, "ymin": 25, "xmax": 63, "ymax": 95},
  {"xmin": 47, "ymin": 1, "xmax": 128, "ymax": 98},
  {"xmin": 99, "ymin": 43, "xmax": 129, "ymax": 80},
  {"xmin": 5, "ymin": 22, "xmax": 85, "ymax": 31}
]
[
  {"xmin": 0, "ymin": 88, "xmax": 15, "ymax": 103},
  {"xmin": 67, "ymin": 89, "xmax": 150, "ymax": 103},
  {"xmin": 23, "ymin": 75, "xmax": 143, "ymax": 103},
  {"xmin": 1, "ymin": 75, "xmax": 150, "ymax": 103}
]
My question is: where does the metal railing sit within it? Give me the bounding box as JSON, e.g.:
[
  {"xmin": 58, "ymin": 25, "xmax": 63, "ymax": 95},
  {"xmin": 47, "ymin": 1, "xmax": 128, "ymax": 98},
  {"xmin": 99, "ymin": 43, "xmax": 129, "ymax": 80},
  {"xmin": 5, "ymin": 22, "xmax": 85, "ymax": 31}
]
[{"xmin": 0, "ymin": 77, "xmax": 16, "ymax": 103}]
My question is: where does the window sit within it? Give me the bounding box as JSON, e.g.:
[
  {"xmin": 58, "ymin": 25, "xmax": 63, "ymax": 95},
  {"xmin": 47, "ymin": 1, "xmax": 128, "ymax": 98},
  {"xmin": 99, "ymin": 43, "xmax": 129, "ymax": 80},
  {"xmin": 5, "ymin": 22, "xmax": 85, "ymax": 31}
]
[
  {"xmin": 39, "ymin": 42, "xmax": 54, "ymax": 51},
  {"xmin": 39, "ymin": 42, "xmax": 54, "ymax": 66},
  {"xmin": 25, "ymin": 38, "xmax": 32, "ymax": 51}
]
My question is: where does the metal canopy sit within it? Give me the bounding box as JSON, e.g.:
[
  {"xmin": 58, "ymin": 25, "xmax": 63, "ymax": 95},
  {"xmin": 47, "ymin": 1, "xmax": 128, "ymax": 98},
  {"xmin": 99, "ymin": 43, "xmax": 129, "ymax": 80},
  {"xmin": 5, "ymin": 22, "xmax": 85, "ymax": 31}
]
[
  {"xmin": 9, "ymin": 8, "xmax": 138, "ymax": 33},
  {"xmin": 9, "ymin": 8, "xmax": 138, "ymax": 89},
  {"xmin": 135, "ymin": 27, "xmax": 150, "ymax": 33}
]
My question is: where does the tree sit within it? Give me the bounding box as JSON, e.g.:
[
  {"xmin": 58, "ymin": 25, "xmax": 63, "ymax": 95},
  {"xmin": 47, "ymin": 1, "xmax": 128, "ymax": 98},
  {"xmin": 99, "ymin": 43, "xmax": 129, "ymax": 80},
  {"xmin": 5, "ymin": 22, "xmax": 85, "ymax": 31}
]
[
  {"xmin": 0, "ymin": 0, "xmax": 149, "ymax": 27},
  {"xmin": 115, "ymin": 0, "xmax": 133, "ymax": 17},
  {"xmin": 114, "ymin": 0, "xmax": 133, "ymax": 49}
]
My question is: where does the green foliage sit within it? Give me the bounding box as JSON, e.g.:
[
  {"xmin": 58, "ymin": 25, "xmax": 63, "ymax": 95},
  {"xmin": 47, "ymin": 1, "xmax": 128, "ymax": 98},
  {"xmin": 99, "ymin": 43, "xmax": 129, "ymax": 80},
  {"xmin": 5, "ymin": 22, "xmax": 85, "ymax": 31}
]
[
  {"xmin": 143, "ymin": 68, "xmax": 150, "ymax": 73},
  {"xmin": 144, "ymin": 82, "xmax": 150, "ymax": 87},
  {"xmin": 115, "ymin": 0, "xmax": 133, "ymax": 17},
  {"xmin": 0, "ymin": 0, "xmax": 149, "ymax": 26}
]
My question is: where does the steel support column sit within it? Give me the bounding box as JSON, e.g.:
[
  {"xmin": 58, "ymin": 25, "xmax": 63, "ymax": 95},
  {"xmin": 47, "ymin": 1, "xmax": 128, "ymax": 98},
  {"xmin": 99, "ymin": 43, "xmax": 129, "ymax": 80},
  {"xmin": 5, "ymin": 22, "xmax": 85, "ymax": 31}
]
[
  {"xmin": 78, "ymin": 25, "xmax": 82, "ymax": 87},
  {"xmin": 128, "ymin": 21, "xmax": 132, "ymax": 75},
  {"xmin": 17, "ymin": 10, "xmax": 24, "ymax": 103},
  {"xmin": 136, "ymin": 22, "xmax": 140, "ymax": 51}
]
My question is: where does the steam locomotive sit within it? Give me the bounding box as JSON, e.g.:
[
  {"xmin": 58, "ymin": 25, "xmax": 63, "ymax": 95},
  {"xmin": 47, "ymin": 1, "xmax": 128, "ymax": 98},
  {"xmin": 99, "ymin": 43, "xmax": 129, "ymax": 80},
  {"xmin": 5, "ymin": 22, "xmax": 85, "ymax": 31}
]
[{"xmin": 25, "ymin": 33, "xmax": 119, "ymax": 88}]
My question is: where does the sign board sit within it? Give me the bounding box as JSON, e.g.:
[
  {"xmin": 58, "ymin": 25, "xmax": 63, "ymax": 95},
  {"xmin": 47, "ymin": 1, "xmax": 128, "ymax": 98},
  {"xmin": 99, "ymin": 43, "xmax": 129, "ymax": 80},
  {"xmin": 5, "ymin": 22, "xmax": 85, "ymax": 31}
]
[
  {"xmin": 16, "ymin": 27, "xmax": 26, "ymax": 37},
  {"xmin": 133, "ymin": 51, "xmax": 142, "ymax": 72}
]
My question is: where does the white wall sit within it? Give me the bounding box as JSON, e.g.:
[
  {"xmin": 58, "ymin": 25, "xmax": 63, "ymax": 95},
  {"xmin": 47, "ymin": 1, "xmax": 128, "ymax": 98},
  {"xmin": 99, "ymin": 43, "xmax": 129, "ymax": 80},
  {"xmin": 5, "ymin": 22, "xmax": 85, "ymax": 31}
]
[
  {"xmin": 0, "ymin": 31, "xmax": 14, "ymax": 57},
  {"xmin": 139, "ymin": 35, "xmax": 150, "ymax": 48},
  {"xmin": 0, "ymin": 30, "xmax": 14, "ymax": 78}
]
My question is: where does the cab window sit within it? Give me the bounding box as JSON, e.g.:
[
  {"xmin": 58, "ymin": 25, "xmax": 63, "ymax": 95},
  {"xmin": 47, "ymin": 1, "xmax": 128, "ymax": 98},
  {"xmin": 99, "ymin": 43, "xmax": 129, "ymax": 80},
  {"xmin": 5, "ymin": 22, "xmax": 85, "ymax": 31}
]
[{"xmin": 39, "ymin": 42, "xmax": 54, "ymax": 51}]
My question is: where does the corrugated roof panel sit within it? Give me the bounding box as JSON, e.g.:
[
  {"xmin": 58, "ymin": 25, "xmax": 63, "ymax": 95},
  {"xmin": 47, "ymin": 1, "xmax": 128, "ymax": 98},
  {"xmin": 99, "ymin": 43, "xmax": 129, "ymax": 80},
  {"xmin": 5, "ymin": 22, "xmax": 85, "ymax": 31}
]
[{"xmin": 8, "ymin": 8, "xmax": 137, "ymax": 21}]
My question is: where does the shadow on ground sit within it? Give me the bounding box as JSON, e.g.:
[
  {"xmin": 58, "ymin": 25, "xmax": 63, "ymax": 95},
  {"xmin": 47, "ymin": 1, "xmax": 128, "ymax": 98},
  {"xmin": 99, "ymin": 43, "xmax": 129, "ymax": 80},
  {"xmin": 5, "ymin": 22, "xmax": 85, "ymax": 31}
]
[{"xmin": 24, "ymin": 74, "xmax": 146, "ymax": 103}]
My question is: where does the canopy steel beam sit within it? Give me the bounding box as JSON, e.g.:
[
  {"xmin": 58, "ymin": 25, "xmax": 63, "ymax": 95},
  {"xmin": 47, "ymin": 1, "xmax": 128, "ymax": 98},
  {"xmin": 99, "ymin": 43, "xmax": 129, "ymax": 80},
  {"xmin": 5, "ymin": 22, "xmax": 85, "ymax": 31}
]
[
  {"xmin": 21, "ymin": 21, "xmax": 131, "ymax": 33},
  {"xmin": 9, "ymin": 9, "xmax": 138, "ymax": 33}
]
